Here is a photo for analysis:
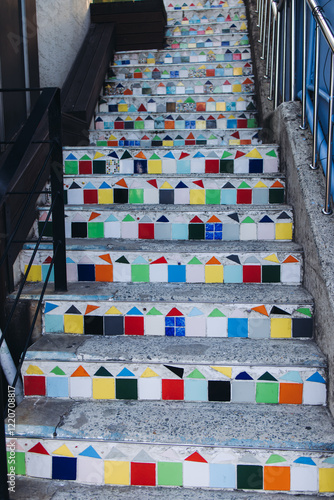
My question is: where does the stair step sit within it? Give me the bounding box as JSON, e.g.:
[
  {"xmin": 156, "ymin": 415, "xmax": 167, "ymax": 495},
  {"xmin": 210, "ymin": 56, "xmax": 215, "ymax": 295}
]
[
  {"xmin": 63, "ymin": 146, "xmax": 279, "ymax": 175},
  {"xmin": 113, "ymin": 47, "xmax": 252, "ymax": 65},
  {"xmin": 165, "ymin": 22, "xmax": 248, "ymax": 36},
  {"xmin": 38, "ymin": 206, "xmax": 294, "ymax": 242},
  {"xmin": 18, "ymin": 281, "xmax": 314, "ymax": 339},
  {"xmin": 163, "ymin": 34, "xmax": 249, "ymax": 47},
  {"xmin": 103, "ymin": 76, "xmax": 255, "ymax": 97},
  {"xmin": 99, "ymin": 95, "xmax": 256, "ymax": 115},
  {"xmin": 166, "ymin": 2, "xmax": 245, "ymax": 12},
  {"xmin": 7, "ymin": 399, "xmax": 334, "ymax": 493},
  {"xmin": 20, "ymin": 240, "xmax": 303, "ymax": 285},
  {"xmin": 63, "ymin": 175, "xmax": 285, "ymax": 206},
  {"xmin": 22, "ymin": 334, "xmax": 326, "ymax": 404},
  {"xmin": 94, "ymin": 112, "xmax": 258, "ymax": 133},
  {"xmin": 110, "ymin": 61, "xmax": 253, "ymax": 81},
  {"xmin": 167, "ymin": 8, "xmax": 246, "ymax": 21}
]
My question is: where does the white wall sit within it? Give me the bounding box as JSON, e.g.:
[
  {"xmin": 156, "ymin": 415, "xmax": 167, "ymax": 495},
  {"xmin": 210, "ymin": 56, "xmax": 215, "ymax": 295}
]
[{"xmin": 36, "ymin": 0, "xmax": 91, "ymax": 88}]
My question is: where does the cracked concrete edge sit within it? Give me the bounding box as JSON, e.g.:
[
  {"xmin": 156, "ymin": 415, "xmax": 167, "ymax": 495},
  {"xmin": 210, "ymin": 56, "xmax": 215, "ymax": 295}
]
[{"xmin": 247, "ymin": 0, "xmax": 334, "ymax": 416}]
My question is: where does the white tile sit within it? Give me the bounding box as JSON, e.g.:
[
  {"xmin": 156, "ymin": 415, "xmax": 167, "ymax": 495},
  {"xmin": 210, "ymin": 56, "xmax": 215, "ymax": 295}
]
[
  {"xmin": 183, "ymin": 462, "xmax": 210, "ymax": 487},
  {"xmin": 186, "ymin": 265, "xmax": 205, "ymax": 282},
  {"xmin": 258, "ymin": 223, "xmax": 275, "ymax": 240},
  {"xmin": 113, "ymin": 263, "xmax": 131, "ymax": 282},
  {"xmin": 121, "ymin": 222, "xmax": 138, "ymax": 239},
  {"xmin": 145, "ymin": 315, "xmax": 165, "ymax": 336},
  {"xmin": 290, "ymin": 465, "xmax": 318, "ymax": 492},
  {"xmin": 174, "ymin": 189, "xmax": 190, "ymax": 204},
  {"xmin": 186, "ymin": 316, "xmax": 206, "ymax": 336},
  {"xmin": 120, "ymin": 159, "xmax": 134, "ymax": 174},
  {"xmin": 281, "ymin": 263, "xmax": 301, "ymax": 283},
  {"xmin": 240, "ymin": 223, "xmax": 257, "ymax": 240},
  {"xmin": 162, "ymin": 159, "xmax": 176, "ymax": 173},
  {"xmin": 144, "ymin": 189, "xmax": 159, "ymax": 204},
  {"xmin": 69, "ymin": 378, "xmax": 92, "ymax": 398},
  {"xmin": 77, "ymin": 456, "xmax": 104, "ymax": 484},
  {"xmin": 26, "ymin": 453, "xmax": 52, "ymax": 479},
  {"xmin": 105, "ymin": 222, "xmax": 121, "ymax": 238},
  {"xmin": 303, "ymin": 381, "xmax": 326, "ymax": 405},
  {"xmin": 138, "ymin": 378, "xmax": 162, "ymax": 400},
  {"xmin": 207, "ymin": 317, "xmax": 227, "ymax": 337},
  {"xmin": 67, "ymin": 189, "xmax": 83, "ymax": 205},
  {"xmin": 233, "ymin": 158, "xmax": 249, "ymax": 173},
  {"xmin": 150, "ymin": 264, "xmax": 168, "ymax": 282}
]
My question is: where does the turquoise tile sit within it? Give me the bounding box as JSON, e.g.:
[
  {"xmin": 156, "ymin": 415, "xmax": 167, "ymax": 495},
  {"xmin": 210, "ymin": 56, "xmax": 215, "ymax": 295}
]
[
  {"xmin": 172, "ymin": 224, "xmax": 188, "ymax": 240},
  {"xmin": 223, "ymin": 265, "xmax": 243, "ymax": 283},
  {"xmin": 248, "ymin": 318, "xmax": 270, "ymax": 338},
  {"xmin": 47, "ymin": 377, "xmax": 69, "ymax": 398},
  {"xmin": 210, "ymin": 463, "xmax": 236, "ymax": 488},
  {"xmin": 221, "ymin": 189, "xmax": 236, "ymax": 204},
  {"xmin": 44, "ymin": 315, "xmax": 64, "ymax": 333},
  {"xmin": 184, "ymin": 379, "xmax": 207, "ymax": 401}
]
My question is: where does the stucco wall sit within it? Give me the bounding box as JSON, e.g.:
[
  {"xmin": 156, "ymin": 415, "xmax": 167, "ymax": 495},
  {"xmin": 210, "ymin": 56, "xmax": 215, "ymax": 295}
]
[{"xmin": 36, "ymin": 0, "xmax": 91, "ymax": 88}]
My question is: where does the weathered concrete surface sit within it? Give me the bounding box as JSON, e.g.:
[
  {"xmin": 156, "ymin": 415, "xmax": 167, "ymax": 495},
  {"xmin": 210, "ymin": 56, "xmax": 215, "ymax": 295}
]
[
  {"xmin": 247, "ymin": 0, "xmax": 334, "ymax": 415},
  {"xmin": 11, "ymin": 477, "xmax": 321, "ymax": 500},
  {"xmin": 11, "ymin": 398, "xmax": 334, "ymax": 451}
]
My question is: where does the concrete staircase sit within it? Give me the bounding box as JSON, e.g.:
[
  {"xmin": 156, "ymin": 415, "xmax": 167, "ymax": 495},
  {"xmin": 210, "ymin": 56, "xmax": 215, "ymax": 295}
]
[{"xmin": 7, "ymin": 0, "xmax": 334, "ymax": 496}]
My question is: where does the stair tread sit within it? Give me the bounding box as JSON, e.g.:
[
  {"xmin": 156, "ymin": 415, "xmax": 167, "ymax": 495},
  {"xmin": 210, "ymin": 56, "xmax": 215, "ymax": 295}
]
[
  {"xmin": 12, "ymin": 398, "xmax": 334, "ymax": 451},
  {"xmin": 18, "ymin": 282, "xmax": 313, "ymax": 303},
  {"xmin": 56, "ymin": 204, "xmax": 292, "ymax": 213},
  {"xmin": 25, "ymin": 334, "xmax": 325, "ymax": 367},
  {"xmin": 12, "ymin": 477, "xmax": 322, "ymax": 500}
]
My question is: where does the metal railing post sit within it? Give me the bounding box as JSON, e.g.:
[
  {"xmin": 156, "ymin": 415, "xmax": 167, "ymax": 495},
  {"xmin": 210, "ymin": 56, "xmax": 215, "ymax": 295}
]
[
  {"xmin": 311, "ymin": 23, "xmax": 320, "ymax": 170},
  {"xmin": 269, "ymin": 14, "xmax": 277, "ymax": 100},
  {"xmin": 261, "ymin": 0, "xmax": 269, "ymax": 59},
  {"xmin": 48, "ymin": 89, "xmax": 67, "ymax": 291},
  {"xmin": 300, "ymin": 0, "xmax": 307, "ymax": 129},
  {"xmin": 265, "ymin": 0, "xmax": 272, "ymax": 78},
  {"xmin": 259, "ymin": 0, "xmax": 265, "ymax": 42},
  {"xmin": 258, "ymin": 0, "xmax": 263, "ymax": 27},
  {"xmin": 291, "ymin": 0, "xmax": 296, "ymax": 99},
  {"xmin": 274, "ymin": 9, "xmax": 281, "ymax": 108},
  {"xmin": 282, "ymin": 2, "xmax": 287, "ymax": 101},
  {"xmin": 322, "ymin": 52, "xmax": 334, "ymax": 215}
]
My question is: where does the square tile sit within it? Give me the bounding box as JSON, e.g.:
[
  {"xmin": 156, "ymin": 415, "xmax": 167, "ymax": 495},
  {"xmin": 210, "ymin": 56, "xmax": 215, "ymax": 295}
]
[
  {"xmin": 104, "ymin": 316, "xmax": 124, "ymax": 336},
  {"xmin": 124, "ymin": 316, "xmax": 144, "ymax": 335},
  {"xmin": 228, "ymin": 318, "xmax": 248, "ymax": 337},
  {"xmin": 131, "ymin": 463, "xmax": 156, "ymax": 486},
  {"xmin": 243, "ymin": 265, "xmax": 261, "ymax": 283},
  {"xmin": 237, "ymin": 465, "xmax": 263, "ymax": 490},
  {"xmin": 207, "ymin": 317, "xmax": 227, "ymax": 337},
  {"xmin": 172, "ymin": 224, "xmax": 188, "ymax": 240},
  {"xmin": 184, "ymin": 462, "xmax": 210, "ymax": 488},
  {"xmin": 291, "ymin": 465, "xmax": 317, "ymax": 492},
  {"xmin": 145, "ymin": 315, "xmax": 164, "ymax": 336},
  {"xmin": 116, "ymin": 379, "xmax": 138, "ymax": 399},
  {"xmin": 189, "ymin": 224, "xmax": 205, "ymax": 239},
  {"xmin": 186, "ymin": 316, "xmax": 206, "ymax": 336},
  {"xmin": 222, "ymin": 224, "xmax": 240, "ymax": 240},
  {"xmin": 292, "ymin": 318, "xmax": 313, "ymax": 338},
  {"xmin": 105, "ymin": 461, "xmax": 130, "ymax": 485},
  {"xmin": 24, "ymin": 376, "xmax": 46, "ymax": 396},
  {"xmin": 248, "ymin": 318, "xmax": 270, "ymax": 338},
  {"xmin": 131, "ymin": 265, "xmax": 149, "ymax": 282},
  {"xmin": 210, "ymin": 463, "xmax": 236, "ymax": 488},
  {"xmin": 93, "ymin": 378, "xmax": 115, "ymax": 399},
  {"xmin": 208, "ymin": 380, "xmax": 231, "ymax": 401},
  {"xmin": 158, "ymin": 462, "xmax": 183, "ymax": 486},
  {"xmin": 162, "ymin": 379, "xmax": 184, "ymax": 400},
  {"xmin": 231, "ymin": 381, "xmax": 256, "ymax": 402},
  {"xmin": 224, "ymin": 265, "xmax": 243, "ymax": 283},
  {"xmin": 256, "ymin": 382, "xmax": 279, "ymax": 403},
  {"xmin": 47, "ymin": 377, "xmax": 69, "ymax": 397},
  {"xmin": 184, "ymin": 379, "xmax": 207, "ymax": 401},
  {"xmin": 279, "ymin": 383, "xmax": 303, "ymax": 404},
  {"xmin": 168, "ymin": 265, "xmax": 186, "ymax": 282},
  {"xmin": 138, "ymin": 378, "xmax": 162, "ymax": 400},
  {"xmin": 270, "ymin": 318, "xmax": 292, "ymax": 338},
  {"xmin": 84, "ymin": 316, "xmax": 103, "ymax": 335},
  {"xmin": 264, "ymin": 465, "xmax": 290, "ymax": 491}
]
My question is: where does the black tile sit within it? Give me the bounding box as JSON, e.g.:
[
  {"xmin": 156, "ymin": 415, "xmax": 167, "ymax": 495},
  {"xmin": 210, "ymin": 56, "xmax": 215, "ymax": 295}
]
[
  {"xmin": 84, "ymin": 316, "xmax": 103, "ymax": 335},
  {"xmin": 208, "ymin": 380, "xmax": 231, "ymax": 401},
  {"xmin": 104, "ymin": 316, "xmax": 124, "ymax": 336},
  {"xmin": 159, "ymin": 190, "xmax": 174, "ymax": 204},
  {"xmin": 71, "ymin": 222, "xmax": 87, "ymax": 238},
  {"xmin": 114, "ymin": 188, "xmax": 129, "ymax": 204},
  {"xmin": 292, "ymin": 318, "xmax": 313, "ymax": 338}
]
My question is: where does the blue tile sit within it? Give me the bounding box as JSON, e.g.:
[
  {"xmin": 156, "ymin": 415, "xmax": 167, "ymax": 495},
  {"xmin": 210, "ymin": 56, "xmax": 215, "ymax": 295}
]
[
  {"xmin": 52, "ymin": 457, "xmax": 77, "ymax": 480},
  {"xmin": 210, "ymin": 463, "xmax": 236, "ymax": 488},
  {"xmin": 184, "ymin": 379, "xmax": 207, "ymax": 401},
  {"xmin": 47, "ymin": 377, "xmax": 69, "ymax": 398},
  {"xmin": 176, "ymin": 317, "xmax": 185, "ymax": 327},
  {"xmin": 223, "ymin": 265, "xmax": 243, "ymax": 283},
  {"xmin": 228, "ymin": 318, "xmax": 248, "ymax": 337},
  {"xmin": 168, "ymin": 265, "xmax": 186, "ymax": 282},
  {"xmin": 44, "ymin": 315, "xmax": 63, "ymax": 333},
  {"xmin": 172, "ymin": 224, "xmax": 188, "ymax": 240},
  {"xmin": 175, "ymin": 327, "xmax": 185, "ymax": 336},
  {"xmin": 77, "ymin": 264, "xmax": 95, "ymax": 282},
  {"xmin": 165, "ymin": 317, "xmax": 175, "ymax": 327}
]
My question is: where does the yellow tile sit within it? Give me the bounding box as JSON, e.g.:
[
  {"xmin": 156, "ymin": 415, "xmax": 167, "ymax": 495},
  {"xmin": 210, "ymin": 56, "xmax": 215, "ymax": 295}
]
[
  {"xmin": 270, "ymin": 318, "xmax": 292, "ymax": 338},
  {"xmin": 118, "ymin": 104, "xmax": 128, "ymax": 112},
  {"xmin": 25, "ymin": 265, "xmax": 42, "ymax": 282},
  {"xmin": 64, "ymin": 314, "xmax": 84, "ymax": 334},
  {"xmin": 205, "ymin": 265, "xmax": 224, "ymax": 283},
  {"xmin": 319, "ymin": 468, "xmax": 334, "ymax": 492},
  {"xmin": 93, "ymin": 378, "xmax": 115, "ymax": 399},
  {"xmin": 105, "ymin": 461, "xmax": 130, "ymax": 485},
  {"xmin": 147, "ymin": 58, "xmax": 155, "ymax": 64},
  {"xmin": 148, "ymin": 160, "xmax": 162, "ymax": 174},
  {"xmin": 98, "ymin": 189, "xmax": 113, "ymax": 204},
  {"xmin": 232, "ymin": 84, "xmax": 242, "ymax": 93},
  {"xmin": 190, "ymin": 190, "xmax": 205, "ymax": 204},
  {"xmin": 233, "ymin": 67, "xmax": 243, "ymax": 76},
  {"xmin": 275, "ymin": 223, "xmax": 292, "ymax": 240},
  {"xmin": 196, "ymin": 121, "xmax": 206, "ymax": 129},
  {"xmin": 163, "ymin": 140, "xmax": 173, "ymax": 147},
  {"xmin": 216, "ymin": 102, "xmax": 226, "ymax": 111},
  {"xmin": 229, "ymin": 139, "xmax": 240, "ymax": 145}
]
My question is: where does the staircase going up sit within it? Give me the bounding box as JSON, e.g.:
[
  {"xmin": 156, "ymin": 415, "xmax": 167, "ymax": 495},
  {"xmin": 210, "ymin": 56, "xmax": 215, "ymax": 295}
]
[{"xmin": 7, "ymin": 0, "xmax": 334, "ymax": 496}]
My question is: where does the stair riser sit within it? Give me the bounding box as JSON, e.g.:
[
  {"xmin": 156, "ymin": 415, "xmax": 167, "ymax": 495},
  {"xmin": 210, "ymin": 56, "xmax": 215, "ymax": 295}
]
[
  {"xmin": 22, "ymin": 360, "xmax": 326, "ymax": 405},
  {"xmin": 64, "ymin": 177, "xmax": 285, "ymax": 206},
  {"xmin": 6, "ymin": 437, "xmax": 334, "ymax": 494},
  {"xmin": 99, "ymin": 95, "xmax": 256, "ymax": 113},
  {"xmin": 165, "ymin": 23, "xmax": 248, "ymax": 35},
  {"xmin": 167, "ymin": 12, "xmax": 246, "ymax": 24},
  {"xmin": 39, "ymin": 209, "xmax": 293, "ymax": 242},
  {"xmin": 64, "ymin": 147, "xmax": 278, "ymax": 175},
  {"xmin": 20, "ymin": 249, "xmax": 302, "ymax": 285},
  {"xmin": 41, "ymin": 300, "xmax": 313, "ymax": 339},
  {"xmin": 164, "ymin": 35, "xmax": 249, "ymax": 48}
]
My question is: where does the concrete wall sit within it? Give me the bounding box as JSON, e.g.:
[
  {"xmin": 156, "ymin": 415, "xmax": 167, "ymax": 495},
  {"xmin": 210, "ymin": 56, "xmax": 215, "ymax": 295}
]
[
  {"xmin": 248, "ymin": 0, "xmax": 334, "ymax": 415},
  {"xmin": 36, "ymin": 0, "xmax": 91, "ymax": 88}
]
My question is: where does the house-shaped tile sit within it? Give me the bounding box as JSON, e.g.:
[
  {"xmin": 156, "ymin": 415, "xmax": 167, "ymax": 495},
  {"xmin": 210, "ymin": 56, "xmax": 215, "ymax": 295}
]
[
  {"xmin": 52, "ymin": 444, "xmax": 77, "ymax": 480},
  {"xmin": 104, "ymin": 448, "xmax": 130, "ymax": 485},
  {"xmin": 150, "ymin": 257, "xmax": 168, "ymax": 282},
  {"xmin": 47, "ymin": 365, "xmax": 69, "ymax": 398},
  {"xmin": 186, "ymin": 307, "xmax": 206, "ymax": 336},
  {"xmin": 70, "ymin": 365, "xmax": 92, "ymax": 398},
  {"xmin": 93, "ymin": 367, "xmax": 115, "ymax": 400},
  {"xmin": 116, "ymin": 367, "xmax": 138, "ymax": 400},
  {"xmin": 26, "ymin": 443, "xmax": 51, "ymax": 479},
  {"xmin": 138, "ymin": 367, "xmax": 161, "ymax": 400},
  {"xmin": 184, "ymin": 452, "xmax": 209, "ymax": 487},
  {"xmin": 77, "ymin": 446, "xmax": 104, "ymax": 484},
  {"xmin": 124, "ymin": 306, "xmax": 144, "ymax": 335},
  {"xmin": 303, "ymin": 372, "xmax": 326, "ymax": 405},
  {"xmin": 113, "ymin": 255, "xmax": 131, "ymax": 282}
]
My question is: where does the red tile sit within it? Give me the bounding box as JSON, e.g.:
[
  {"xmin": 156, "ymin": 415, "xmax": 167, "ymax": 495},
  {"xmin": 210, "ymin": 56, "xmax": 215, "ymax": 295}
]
[
  {"xmin": 206, "ymin": 69, "xmax": 215, "ymax": 77},
  {"xmin": 24, "ymin": 376, "xmax": 46, "ymax": 396},
  {"xmin": 114, "ymin": 122, "xmax": 124, "ymax": 130},
  {"xmin": 131, "ymin": 462, "xmax": 156, "ymax": 486},
  {"xmin": 243, "ymin": 265, "xmax": 261, "ymax": 283},
  {"xmin": 138, "ymin": 224, "xmax": 155, "ymax": 239},
  {"xmin": 162, "ymin": 379, "xmax": 184, "ymax": 400},
  {"xmin": 107, "ymin": 140, "xmax": 118, "ymax": 147},
  {"xmin": 196, "ymin": 102, "xmax": 206, "ymax": 112},
  {"xmin": 237, "ymin": 189, "xmax": 252, "ymax": 204},
  {"xmin": 83, "ymin": 190, "xmax": 98, "ymax": 204},
  {"xmin": 237, "ymin": 119, "xmax": 247, "ymax": 129},
  {"xmin": 205, "ymin": 159, "xmax": 219, "ymax": 173},
  {"xmin": 124, "ymin": 316, "xmax": 144, "ymax": 335},
  {"xmin": 185, "ymin": 139, "xmax": 196, "ymax": 145},
  {"xmin": 79, "ymin": 161, "xmax": 92, "ymax": 175}
]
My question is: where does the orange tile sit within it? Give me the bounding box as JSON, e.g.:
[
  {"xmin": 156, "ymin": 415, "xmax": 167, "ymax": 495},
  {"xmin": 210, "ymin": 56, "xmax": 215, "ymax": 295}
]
[
  {"xmin": 279, "ymin": 383, "xmax": 303, "ymax": 404},
  {"xmin": 95, "ymin": 265, "xmax": 113, "ymax": 282},
  {"xmin": 264, "ymin": 466, "xmax": 290, "ymax": 491}
]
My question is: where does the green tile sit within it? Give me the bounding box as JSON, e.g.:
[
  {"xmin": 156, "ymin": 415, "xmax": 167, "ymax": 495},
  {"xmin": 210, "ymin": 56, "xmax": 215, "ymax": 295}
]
[
  {"xmin": 129, "ymin": 189, "xmax": 144, "ymax": 204},
  {"xmin": 134, "ymin": 121, "xmax": 145, "ymax": 129},
  {"xmin": 220, "ymin": 159, "xmax": 234, "ymax": 173},
  {"xmin": 269, "ymin": 188, "xmax": 284, "ymax": 204},
  {"xmin": 131, "ymin": 265, "xmax": 149, "ymax": 282},
  {"xmin": 158, "ymin": 462, "xmax": 183, "ymax": 486},
  {"xmin": 93, "ymin": 160, "xmax": 106, "ymax": 174},
  {"xmin": 247, "ymin": 119, "xmax": 257, "ymax": 128},
  {"xmin": 88, "ymin": 222, "xmax": 104, "ymax": 238},
  {"xmin": 7, "ymin": 451, "xmax": 26, "ymax": 475},
  {"xmin": 256, "ymin": 382, "xmax": 279, "ymax": 403},
  {"xmin": 189, "ymin": 224, "xmax": 205, "ymax": 240},
  {"xmin": 237, "ymin": 465, "xmax": 263, "ymax": 490},
  {"xmin": 115, "ymin": 379, "xmax": 138, "ymax": 399},
  {"xmin": 64, "ymin": 160, "xmax": 78, "ymax": 175},
  {"xmin": 205, "ymin": 189, "xmax": 221, "ymax": 204},
  {"xmin": 262, "ymin": 265, "xmax": 281, "ymax": 283}
]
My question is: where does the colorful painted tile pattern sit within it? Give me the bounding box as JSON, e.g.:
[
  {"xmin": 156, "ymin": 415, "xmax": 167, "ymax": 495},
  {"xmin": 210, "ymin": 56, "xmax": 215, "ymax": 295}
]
[
  {"xmin": 39, "ymin": 209, "xmax": 293, "ymax": 242},
  {"xmin": 21, "ymin": 250, "xmax": 302, "ymax": 284},
  {"xmin": 22, "ymin": 361, "xmax": 326, "ymax": 405},
  {"xmin": 63, "ymin": 147, "xmax": 278, "ymax": 175},
  {"xmin": 7, "ymin": 439, "xmax": 334, "ymax": 493},
  {"xmin": 42, "ymin": 301, "xmax": 313, "ymax": 338}
]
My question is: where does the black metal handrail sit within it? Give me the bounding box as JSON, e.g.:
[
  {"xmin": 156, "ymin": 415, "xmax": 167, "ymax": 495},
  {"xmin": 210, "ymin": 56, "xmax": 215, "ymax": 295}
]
[{"xmin": 0, "ymin": 87, "xmax": 67, "ymax": 500}]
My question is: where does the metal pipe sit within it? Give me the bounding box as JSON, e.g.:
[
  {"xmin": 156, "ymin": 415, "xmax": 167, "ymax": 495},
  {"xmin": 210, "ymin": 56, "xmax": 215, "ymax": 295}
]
[
  {"xmin": 322, "ymin": 52, "xmax": 334, "ymax": 215},
  {"xmin": 311, "ymin": 23, "xmax": 320, "ymax": 170},
  {"xmin": 274, "ymin": 10, "xmax": 281, "ymax": 108},
  {"xmin": 268, "ymin": 15, "xmax": 277, "ymax": 100},
  {"xmin": 261, "ymin": 0, "xmax": 268, "ymax": 59},
  {"xmin": 20, "ymin": 0, "xmax": 31, "ymax": 116},
  {"xmin": 259, "ymin": 0, "xmax": 265, "ymax": 42},
  {"xmin": 265, "ymin": 0, "xmax": 272, "ymax": 78},
  {"xmin": 257, "ymin": 0, "xmax": 262, "ymax": 27},
  {"xmin": 291, "ymin": 0, "xmax": 296, "ymax": 99},
  {"xmin": 300, "ymin": 0, "xmax": 307, "ymax": 129},
  {"xmin": 307, "ymin": 0, "xmax": 334, "ymax": 52},
  {"xmin": 282, "ymin": 2, "xmax": 287, "ymax": 101}
]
